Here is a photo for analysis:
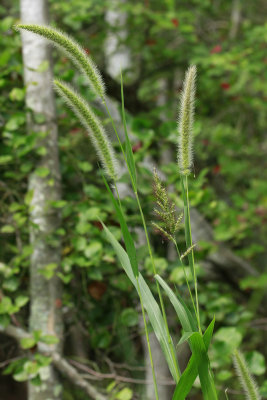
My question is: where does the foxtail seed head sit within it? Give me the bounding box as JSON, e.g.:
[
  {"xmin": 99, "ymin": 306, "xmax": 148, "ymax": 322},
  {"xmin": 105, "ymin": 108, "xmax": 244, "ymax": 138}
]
[
  {"xmin": 233, "ymin": 350, "xmax": 261, "ymax": 400},
  {"xmin": 15, "ymin": 24, "xmax": 105, "ymax": 99},
  {"xmin": 54, "ymin": 79, "xmax": 118, "ymax": 181},
  {"xmin": 152, "ymin": 169, "xmax": 183, "ymax": 242},
  {"xmin": 181, "ymin": 244, "xmax": 197, "ymax": 260},
  {"xmin": 177, "ymin": 65, "xmax": 197, "ymax": 176}
]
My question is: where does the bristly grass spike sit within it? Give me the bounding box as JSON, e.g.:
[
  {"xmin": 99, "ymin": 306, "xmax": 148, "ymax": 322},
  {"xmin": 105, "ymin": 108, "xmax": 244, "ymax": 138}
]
[
  {"xmin": 15, "ymin": 24, "xmax": 105, "ymax": 99},
  {"xmin": 177, "ymin": 65, "xmax": 197, "ymax": 176},
  {"xmin": 54, "ymin": 79, "xmax": 118, "ymax": 181},
  {"xmin": 233, "ymin": 349, "xmax": 261, "ymax": 400}
]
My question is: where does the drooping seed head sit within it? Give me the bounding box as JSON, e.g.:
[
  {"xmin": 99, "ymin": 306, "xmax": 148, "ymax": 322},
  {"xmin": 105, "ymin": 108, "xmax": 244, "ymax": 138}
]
[
  {"xmin": 177, "ymin": 65, "xmax": 197, "ymax": 176},
  {"xmin": 15, "ymin": 24, "xmax": 105, "ymax": 99},
  {"xmin": 54, "ymin": 79, "xmax": 118, "ymax": 181}
]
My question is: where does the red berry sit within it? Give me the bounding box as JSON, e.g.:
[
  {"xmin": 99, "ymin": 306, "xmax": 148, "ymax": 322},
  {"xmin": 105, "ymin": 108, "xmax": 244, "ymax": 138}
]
[
  {"xmin": 212, "ymin": 165, "xmax": 221, "ymax": 174},
  {"xmin": 55, "ymin": 298, "xmax": 62, "ymax": 308},
  {"xmin": 88, "ymin": 281, "xmax": 107, "ymax": 300},
  {"xmin": 221, "ymin": 82, "xmax": 230, "ymax": 90},
  {"xmin": 92, "ymin": 221, "xmax": 104, "ymax": 231},
  {"xmin": 132, "ymin": 141, "xmax": 143, "ymax": 153},
  {"xmin": 171, "ymin": 18, "xmax": 179, "ymax": 28},
  {"xmin": 70, "ymin": 127, "xmax": 80, "ymax": 135},
  {"xmin": 210, "ymin": 45, "xmax": 222, "ymax": 54},
  {"xmin": 146, "ymin": 39, "xmax": 156, "ymax": 46}
]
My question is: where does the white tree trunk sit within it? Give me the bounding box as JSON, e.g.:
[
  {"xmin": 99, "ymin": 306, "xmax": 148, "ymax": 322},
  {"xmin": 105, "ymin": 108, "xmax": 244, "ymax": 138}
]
[
  {"xmin": 20, "ymin": 1, "xmax": 63, "ymax": 399},
  {"xmin": 105, "ymin": 0, "xmax": 131, "ymax": 81}
]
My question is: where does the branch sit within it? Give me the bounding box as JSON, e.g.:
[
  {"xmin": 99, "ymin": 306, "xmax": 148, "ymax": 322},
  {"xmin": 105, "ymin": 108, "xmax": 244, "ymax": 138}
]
[
  {"xmin": 52, "ymin": 353, "xmax": 108, "ymax": 400},
  {"xmin": 70, "ymin": 358, "xmax": 175, "ymax": 386},
  {"xmin": 1, "ymin": 325, "xmax": 108, "ymax": 400}
]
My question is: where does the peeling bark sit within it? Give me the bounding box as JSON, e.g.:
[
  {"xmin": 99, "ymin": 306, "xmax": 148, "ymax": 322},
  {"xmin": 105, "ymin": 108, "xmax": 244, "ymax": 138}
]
[{"xmin": 19, "ymin": 0, "xmax": 63, "ymax": 399}]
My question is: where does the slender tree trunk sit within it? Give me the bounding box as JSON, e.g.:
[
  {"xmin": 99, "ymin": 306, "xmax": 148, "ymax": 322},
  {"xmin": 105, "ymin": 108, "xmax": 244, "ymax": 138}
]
[
  {"xmin": 20, "ymin": 1, "xmax": 63, "ymax": 399},
  {"xmin": 105, "ymin": 0, "xmax": 131, "ymax": 81},
  {"xmin": 229, "ymin": 0, "xmax": 241, "ymax": 39}
]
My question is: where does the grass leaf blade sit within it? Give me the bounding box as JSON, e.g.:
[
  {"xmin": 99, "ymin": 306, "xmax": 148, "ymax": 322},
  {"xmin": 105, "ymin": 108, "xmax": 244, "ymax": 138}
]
[
  {"xmin": 189, "ymin": 332, "xmax": 218, "ymax": 400},
  {"xmin": 155, "ymin": 274, "xmax": 197, "ymax": 332},
  {"xmin": 102, "ymin": 222, "xmax": 179, "ymax": 382},
  {"xmin": 102, "ymin": 175, "xmax": 138, "ymax": 277},
  {"xmin": 172, "ymin": 319, "xmax": 216, "ymax": 400},
  {"xmin": 121, "ymin": 72, "xmax": 137, "ymax": 192}
]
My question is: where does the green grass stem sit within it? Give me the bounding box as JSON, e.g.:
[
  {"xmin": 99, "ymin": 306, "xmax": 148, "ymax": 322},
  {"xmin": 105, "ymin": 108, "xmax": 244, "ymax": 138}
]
[
  {"xmin": 136, "ymin": 278, "xmax": 159, "ymax": 400},
  {"xmin": 181, "ymin": 175, "xmax": 201, "ymax": 333},
  {"xmin": 104, "ymin": 94, "xmax": 180, "ymax": 381}
]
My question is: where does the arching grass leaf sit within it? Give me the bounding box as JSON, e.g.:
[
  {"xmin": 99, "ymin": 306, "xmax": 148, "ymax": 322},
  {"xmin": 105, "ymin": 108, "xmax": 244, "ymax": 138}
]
[{"xmin": 102, "ymin": 222, "xmax": 179, "ymax": 382}]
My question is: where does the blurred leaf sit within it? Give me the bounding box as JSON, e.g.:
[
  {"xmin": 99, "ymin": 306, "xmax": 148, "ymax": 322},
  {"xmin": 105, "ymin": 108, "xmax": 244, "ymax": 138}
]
[
  {"xmin": 15, "ymin": 295, "xmax": 29, "ymax": 308},
  {"xmin": 116, "ymin": 387, "xmax": 133, "ymax": 400},
  {"xmin": 20, "ymin": 337, "xmax": 36, "ymax": 349},
  {"xmin": 121, "ymin": 308, "xmax": 139, "ymax": 327},
  {"xmin": 245, "ymin": 351, "xmax": 266, "ymax": 376},
  {"xmin": 40, "ymin": 335, "xmax": 59, "ymax": 345}
]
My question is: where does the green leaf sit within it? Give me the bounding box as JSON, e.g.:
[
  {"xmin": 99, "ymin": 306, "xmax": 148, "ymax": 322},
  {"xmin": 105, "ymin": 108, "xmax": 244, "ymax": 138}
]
[
  {"xmin": 102, "ymin": 175, "xmax": 138, "ymax": 277},
  {"xmin": 91, "ymin": 329, "xmax": 111, "ymax": 349},
  {"xmin": 102, "ymin": 222, "xmax": 179, "ymax": 383},
  {"xmin": 33, "ymin": 330, "xmax": 42, "ymax": 342},
  {"xmin": 39, "ymin": 263, "xmax": 57, "ymax": 279},
  {"xmin": 36, "ymin": 60, "xmax": 49, "ymax": 72},
  {"xmin": 217, "ymin": 370, "xmax": 233, "ymax": 381},
  {"xmin": 5, "ymin": 115, "xmax": 25, "ymax": 131},
  {"xmin": 50, "ymin": 200, "xmax": 67, "ymax": 208},
  {"xmin": 214, "ymin": 327, "xmax": 242, "ymax": 356},
  {"xmin": 74, "ymin": 236, "xmax": 87, "ymax": 251},
  {"xmin": 78, "ymin": 161, "xmax": 93, "ymax": 172},
  {"xmin": 1, "ymin": 16, "xmax": 14, "ymax": 31},
  {"xmin": 20, "ymin": 337, "xmax": 36, "ymax": 349},
  {"xmin": 24, "ymin": 189, "xmax": 34, "ymax": 206},
  {"xmin": 155, "ymin": 274, "xmax": 197, "ymax": 332},
  {"xmin": 116, "ymin": 387, "xmax": 133, "ymax": 400},
  {"xmin": 36, "ymin": 146, "xmax": 47, "ymax": 156},
  {"xmin": 172, "ymin": 318, "xmax": 215, "ymax": 400},
  {"xmin": 35, "ymin": 167, "xmax": 50, "ymax": 178},
  {"xmin": 24, "ymin": 360, "xmax": 39, "ymax": 375},
  {"xmin": 1, "ymin": 225, "xmax": 15, "ymax": 233},
  {"xmin": 0, "ymin": 314, "xmax": 10, "ymax": 329},
  {"xmin": 177, "ymin": 332, "xmax": 195, "ymax": 347},
  {"xmin": 121, "ymin": 308, "xmax": 139, "ymax": 327},
  {"xmin": 57, "ymin": 272, "xmax": 73, "ymax": 284},
  {"xmin": 0, "ymin": 155, "xmax": 13, "ymax": 165},
  {"xmin": 34, "ymin": 353, "xmax": 52, "ymax": 366},
  {"xmin": 84, "ymin": 241, "xmax": 102, "ymax": 258},
  {"xmin": 203, "ymin": 317, "xmax": 215, "ymax": 349},
  {"xmin": 0, "ymin": 296, "xmax": 13, "ymax": 314},
  {"xmin": 121, "ymin": 72, "xmax": 137, "ymax": 191},
  {"xmin": 260, "ymin": 380, "xmax": 267, "ymax": 397},
  {"xmin": 40, "ymin": 334, "xmax": 59, "ymax": 345},
  {"xmin": 245, "ymin": 351, "xmax": 266, "ymax": 376},
  {"xmin": 30, "ymin": 375, "xmax": 42, "ymax": 386},
  {"xmin": 15, "ymin": 295, "xmax": 29, "ymax": 308},
  {"xmin": 13, "ymin": 370, "xmax": 29, "ymax": 382},
  {"xmin": 145, "ymin": 257, "xmax": 167, "ymax": 274},
  {"xmin": 9, "ymin": 87, "xmax": 25, "ymax": 101},
  {"xmin": 189, "ymin": 332, "xmax": 218, "ymax": 400}
]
